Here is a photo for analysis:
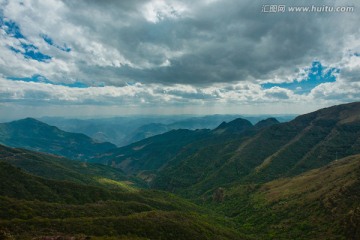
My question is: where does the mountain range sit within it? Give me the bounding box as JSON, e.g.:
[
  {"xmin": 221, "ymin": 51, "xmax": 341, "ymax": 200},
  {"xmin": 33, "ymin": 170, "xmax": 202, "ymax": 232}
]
[
  {"xmin": 0, "ymin": 102, "xmax": 359, "ymax": 239},
  {"xmin": 152, "ymin": 102, "xmax": 360, "ymax": 197},
  {"xmin": 38, "ymin": 114, "xmax": 294, "ymax": 146}
]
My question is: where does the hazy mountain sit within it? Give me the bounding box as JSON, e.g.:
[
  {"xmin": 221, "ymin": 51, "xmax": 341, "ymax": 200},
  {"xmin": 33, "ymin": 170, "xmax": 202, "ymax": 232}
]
[
  {"xmin": 38, "ymin": 116, "xmax": 185, "ymax": 146},
  {"xmin": 0, "ymin": 118, "xmax": 116, "ymax": 160},
  {"xmin": 126, "ymin": 122, "xmax": 171, "ymax": 143},
  {"xmin": 39, "ymin": 114, "xmax": 295, "ymax": 146}
]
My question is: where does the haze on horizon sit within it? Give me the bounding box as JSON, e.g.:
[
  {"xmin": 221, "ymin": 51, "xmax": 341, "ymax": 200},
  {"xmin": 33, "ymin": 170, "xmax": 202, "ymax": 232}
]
[{"xmin": 1, "ymin": 0, "xmax": 360, "ymax": 119}]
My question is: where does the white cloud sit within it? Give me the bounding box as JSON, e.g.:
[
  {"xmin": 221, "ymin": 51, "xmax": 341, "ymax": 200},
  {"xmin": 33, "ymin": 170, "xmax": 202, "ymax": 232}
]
[{"xmin": 141, "ymin": 0, "xmax": 188, "ymax": 23}]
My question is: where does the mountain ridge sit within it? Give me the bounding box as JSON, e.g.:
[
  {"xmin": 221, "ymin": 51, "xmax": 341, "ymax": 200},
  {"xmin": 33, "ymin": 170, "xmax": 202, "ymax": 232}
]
[
  {"xmin": 152, "ymin": 102, "xmax": 360, "ymax": 196},
  {"xmin": 0, "ymin": 118, "xmax": 116, "ymax": 160}
]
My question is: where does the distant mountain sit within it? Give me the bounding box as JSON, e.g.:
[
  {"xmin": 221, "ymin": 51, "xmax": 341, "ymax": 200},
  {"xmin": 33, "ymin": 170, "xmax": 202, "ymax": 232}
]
[
  {"xmin": 39, "ymin": 116, "xmax": 179, "ymax": 146},
  {"xmin": 127, "ymin": 122, "xmax": 170, "ymax": 143},
  {"xmin": 254, "ymin": 117, "xmax": 280, "ymax": 129},
  {"xmin": 150, "ymin": 102, "xmax": 360, "ymax": 196},
  {"xmin": 125, "ymin": 115, "xmax": 252, "ymax": 144},
  {"xmin": 40, "ymin": 114, "xmax": 295, "ymax": 146},
  {"xmin": 126, "ymin": 114, "xmax": 293, "ymax": 145},
  {"xmin": 0, "ymin": 118, "xmax": 116, "ymax": 160}
]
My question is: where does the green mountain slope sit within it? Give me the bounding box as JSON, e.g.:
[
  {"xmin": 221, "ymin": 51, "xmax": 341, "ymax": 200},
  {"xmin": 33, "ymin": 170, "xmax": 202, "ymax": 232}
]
[
  {"xmin": 0, "ymin": 162, "xmax": 244, "ymax": 240},
  {"xmin": 91, "ymin": 129, "xmax": 212, "ymax": 176},
  {"xmin": 92, "ymin": 117, "xmax": 275, "ymax": 180},
  {"xmin": 153, "ymin": 102, "xmax": 360, "ymax": 196},
  {"xmin": 0, "ymin": 144, "xmax": 142, "ymax": 190},
  {"xmin": 0, "ymin": 118, "xmax": 116, "ymax": 160},
  {"xmin": 207, "ymin": 154, "xmax": 360, "ymax": 240}
]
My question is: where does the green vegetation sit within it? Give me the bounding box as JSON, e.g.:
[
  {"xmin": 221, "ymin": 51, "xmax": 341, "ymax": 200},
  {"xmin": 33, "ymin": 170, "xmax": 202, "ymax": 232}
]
[
  {"xmin": 152, "ymin": 102, "xmax": 360, "ymax": 197},
  {"xmin": 205, "ymin": 154, "xmax": 360, "ymax": 240},
  {"xmin": 92, "ymin": 129, "xmax": 212, "ymax": 175},
  {"xmin": 0, "ymin": 144, "xmax": 145, "ymax": 190},
  {"xmin": 0, "ymin": 161, "xmax": 243, "ymax": 240}
]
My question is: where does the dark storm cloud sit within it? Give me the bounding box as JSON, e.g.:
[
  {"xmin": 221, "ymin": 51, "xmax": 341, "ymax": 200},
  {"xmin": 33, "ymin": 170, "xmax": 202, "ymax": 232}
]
[{"xmin": 54, "ymin": 0, "xmax": 359, "ymax": 85}]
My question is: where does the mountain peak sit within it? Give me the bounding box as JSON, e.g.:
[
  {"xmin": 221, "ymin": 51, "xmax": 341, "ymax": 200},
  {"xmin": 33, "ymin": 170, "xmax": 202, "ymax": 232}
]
[
  {"xmin": 214, "ymin": 118, "xmax": 253, "ymax": 134},
  {"xmin": 14, "ymin": 117, "xmax": 43, "ymax": 124},
  {"xmin": 254, "ymin": 118, "xmax": 280, "ymax": 129}
]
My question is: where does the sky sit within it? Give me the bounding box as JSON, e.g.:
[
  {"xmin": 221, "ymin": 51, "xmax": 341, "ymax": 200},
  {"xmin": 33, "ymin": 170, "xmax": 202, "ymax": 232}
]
[{"xmin": 0, "ymin": 0, "xmax": 360, "ymax": 119}]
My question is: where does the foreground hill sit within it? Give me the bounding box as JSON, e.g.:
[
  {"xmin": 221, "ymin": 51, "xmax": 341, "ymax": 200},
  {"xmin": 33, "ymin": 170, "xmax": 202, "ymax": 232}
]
[
  {"xmin": 1, "ymin": 138, "xmax": 358, "ymax": 239},
  {"xmin": 208, "ymin": 154, "xmax": 360, "ymax": 240},
  {"xmin": 0, "ymin": 161, "xmax": 244, "ymax": 240},
  {"xmin": 152, "ymin": 102, "xmax": 360, "ymax": 196},
  {"xmin": 0, "ymin": 118, "xmax": 116, "ymax": 160}
]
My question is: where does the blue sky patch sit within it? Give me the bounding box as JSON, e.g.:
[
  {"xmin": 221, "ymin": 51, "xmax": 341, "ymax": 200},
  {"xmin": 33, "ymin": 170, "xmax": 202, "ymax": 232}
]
[
  {"xmin": 1, "ymin": 14, "xmax": 53, "ymax": 62},
  {"xmin": 262, "ymin": 61, "xmax": 339, "ymax": 94},
  {"xmin": 0, "ymin": 13, "xmax": 26, "ymax": 39},
  {"xmin": 7, "ymin": 74, "xmax": 89, "ymax": 88},
  {"xmin": 9, "ymin": 42, "xmax": 52, "ymax": 62},
  {"xmin": 41, "ymin": 34, "xmax": 71, "ymax": 52}
]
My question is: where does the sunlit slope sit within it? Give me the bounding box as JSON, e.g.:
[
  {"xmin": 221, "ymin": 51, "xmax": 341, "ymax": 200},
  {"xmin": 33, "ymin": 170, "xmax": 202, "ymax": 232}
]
[{"xmin": 208, "ymin": 154, "xmax": 360, "ymax": 239}]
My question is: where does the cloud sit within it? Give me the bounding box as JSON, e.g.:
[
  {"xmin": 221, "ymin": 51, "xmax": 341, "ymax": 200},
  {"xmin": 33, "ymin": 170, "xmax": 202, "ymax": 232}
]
[
  {"xmin": 264, "ymin": 87, "xmax": 290, "ymax": 100},
  {"xmin": 0, "ymin": 0, "xmax": 359, "ymax": 85},
  {"xmin": 0, "ymin": 0, "xmax": 359, "ymax": 118}
]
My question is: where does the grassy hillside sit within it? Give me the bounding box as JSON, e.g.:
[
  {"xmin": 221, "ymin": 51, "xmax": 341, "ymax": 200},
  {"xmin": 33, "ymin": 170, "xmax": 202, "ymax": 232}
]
[
  {"xmin": 0, "ymin": 118, "xmax": 116, "ymax": 160},
  {"xmin": 0, "ymin": 144, "xmax": 143, "ymax": 190},
  {"xmin": 206, "ymin": 154, "xmax": 360, "ymax": 240},
  {"xmin": 92, "ymin": 129, "xmax": 212, "ymax": 176}
]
